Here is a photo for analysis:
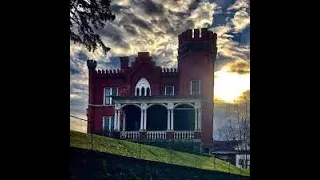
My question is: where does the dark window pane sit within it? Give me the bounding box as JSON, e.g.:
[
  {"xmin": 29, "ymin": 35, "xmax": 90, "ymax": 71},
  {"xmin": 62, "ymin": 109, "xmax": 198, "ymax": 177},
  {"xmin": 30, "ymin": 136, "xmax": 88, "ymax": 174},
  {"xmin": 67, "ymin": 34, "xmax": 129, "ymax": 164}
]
[
  {"xmin": 105, "ymin": 88, "xmax": 111, "ymax": 104},
  {"xmin": 141, "ymin": 87, "xmax": 145, "ymax": 96},
  {"xmin": 111, "ymin": 97, "xmax": 115, "ymax": 105},
  {"xmin": 111, "ymin": 87, "xmax": 117, "ymax": 96},
  {"xmin": 165, "ymin": 86, "xmax": 174, "ymax": 96},
  {"xmin": 105, "ymin": 88, "xmax": 111, "ymax": 96},
  {"xmin": 146, "ymin": 88, "xmax": 150, "ymax": 96},
  {"xmin": 105, "ymin": 96, "xmax": 110, "ymax": 104},
  {"xmin": 110, "ymin": 116, "xmax": 114, "ymax": 130},
  {"xmin": 191, "ymin": 81, "xmax": 200, "ymax": 95}
]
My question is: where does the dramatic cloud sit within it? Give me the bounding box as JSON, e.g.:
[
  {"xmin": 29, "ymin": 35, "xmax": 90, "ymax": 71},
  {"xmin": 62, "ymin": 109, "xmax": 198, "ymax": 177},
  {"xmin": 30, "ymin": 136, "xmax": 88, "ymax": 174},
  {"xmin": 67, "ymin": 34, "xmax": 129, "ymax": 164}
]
[
  {"xmin": 70, "ymin": 0, "xmax": 250, "ymax": 133},
  {"xmin": 226, "ymin": 60, "xmax": 250, "ymax": 74},
  {"xmin": 231, "ymin": 9, "xmax": 250, "ymax": 32}
]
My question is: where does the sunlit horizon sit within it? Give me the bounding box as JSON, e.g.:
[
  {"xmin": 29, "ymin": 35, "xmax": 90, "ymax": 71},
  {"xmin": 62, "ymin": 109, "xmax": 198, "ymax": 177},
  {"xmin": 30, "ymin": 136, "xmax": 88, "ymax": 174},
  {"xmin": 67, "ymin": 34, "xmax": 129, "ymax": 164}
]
[{"xmin": 214, "ymin": 62, "xmax": 250, "ymax": 104}]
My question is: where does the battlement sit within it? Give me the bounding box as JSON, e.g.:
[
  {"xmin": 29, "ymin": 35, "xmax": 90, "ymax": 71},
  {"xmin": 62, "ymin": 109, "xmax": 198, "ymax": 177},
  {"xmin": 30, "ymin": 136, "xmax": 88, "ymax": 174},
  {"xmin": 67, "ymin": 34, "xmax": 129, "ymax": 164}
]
[
  {"xmin": 160, "ymin": 67, "xmax": 179, "ymax": 76},
  {"xmin": 178, "ymin": 28, "xmax": 216, "ymax": 47},
  {"xmin": 96, "ymin": 68, "xmax": 125, "ymax": 77}
]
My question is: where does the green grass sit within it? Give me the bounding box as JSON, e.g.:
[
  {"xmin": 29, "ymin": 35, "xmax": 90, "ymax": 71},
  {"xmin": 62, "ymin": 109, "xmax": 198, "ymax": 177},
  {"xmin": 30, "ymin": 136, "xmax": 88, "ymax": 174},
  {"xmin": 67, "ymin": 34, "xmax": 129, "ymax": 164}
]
[{"xmin": 70, "ymin": 131, "xmax": 250, "ymax": 176}]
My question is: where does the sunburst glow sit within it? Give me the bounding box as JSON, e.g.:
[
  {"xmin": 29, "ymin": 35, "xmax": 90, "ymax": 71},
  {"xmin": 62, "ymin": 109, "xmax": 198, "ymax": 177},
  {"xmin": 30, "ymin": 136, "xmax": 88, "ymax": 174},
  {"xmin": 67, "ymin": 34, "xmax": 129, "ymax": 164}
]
[{"xmin": 214, "ymin": 63, "xmax": 250, "ymax": 103}]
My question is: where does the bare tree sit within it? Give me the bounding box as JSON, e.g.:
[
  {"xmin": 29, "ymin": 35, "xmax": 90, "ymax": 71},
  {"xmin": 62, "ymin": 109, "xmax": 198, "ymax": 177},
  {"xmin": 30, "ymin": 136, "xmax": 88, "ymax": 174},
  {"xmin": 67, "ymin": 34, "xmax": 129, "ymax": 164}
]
[{"xmin": 216, "ymin": 90, "xmax": 250, "ymax": 168}]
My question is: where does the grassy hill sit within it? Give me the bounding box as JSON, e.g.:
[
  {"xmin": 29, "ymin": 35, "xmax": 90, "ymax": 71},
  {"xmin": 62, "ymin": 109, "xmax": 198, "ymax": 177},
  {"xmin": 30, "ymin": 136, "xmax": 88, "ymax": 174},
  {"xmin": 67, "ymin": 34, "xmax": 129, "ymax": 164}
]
[{"xmin": 70, "ymin": 131, "xmax": 250, "ymax": 176}]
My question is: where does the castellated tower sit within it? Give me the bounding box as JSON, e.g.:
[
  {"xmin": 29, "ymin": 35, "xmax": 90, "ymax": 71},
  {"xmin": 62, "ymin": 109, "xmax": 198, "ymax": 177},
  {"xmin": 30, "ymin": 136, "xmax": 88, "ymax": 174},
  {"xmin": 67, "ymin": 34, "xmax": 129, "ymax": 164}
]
[{"xmin": 178, "ymin": 28, "xmax": 217, "ymax": 146}]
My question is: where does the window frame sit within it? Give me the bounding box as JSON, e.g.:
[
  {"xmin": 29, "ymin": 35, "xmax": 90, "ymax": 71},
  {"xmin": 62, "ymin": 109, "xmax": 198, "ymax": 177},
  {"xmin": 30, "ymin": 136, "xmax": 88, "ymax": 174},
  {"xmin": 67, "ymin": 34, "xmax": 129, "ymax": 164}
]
[
  {"xmin": 102, "ymin": 116, "xmax": 115, "ymax": 133},
  {"xmin": 104, "ymin": 87, "xmax": 118, "ymax": 105},
  {"xmin": 190, "ymin": 80, "xmax": 201, "ymax": 95},
  {"xmin": 165, "ymin": 86, "xmax": 175, "ymax": 96}
]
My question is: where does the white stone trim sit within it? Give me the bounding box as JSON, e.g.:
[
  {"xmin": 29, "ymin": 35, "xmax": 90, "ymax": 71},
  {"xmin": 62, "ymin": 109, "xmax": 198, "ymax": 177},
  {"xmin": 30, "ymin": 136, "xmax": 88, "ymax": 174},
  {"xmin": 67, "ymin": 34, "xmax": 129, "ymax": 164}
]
[
  {"xmin": 167, "ymin": 102, "xmax": 174, "ymax": 109},
  {"xmin": 173, "ymin": 102, "xmax": 195, "ymax": 108},
  {"xmin": 114, "ymin": 98, "xmax": 201, "ymax": 105},
  {"xmin": 120, "ymin": 103, "xmax": 141, "ymax": 109},
  {"xmin": 147, "ymin": 103, "xmax": 167, "ymax": 109}
]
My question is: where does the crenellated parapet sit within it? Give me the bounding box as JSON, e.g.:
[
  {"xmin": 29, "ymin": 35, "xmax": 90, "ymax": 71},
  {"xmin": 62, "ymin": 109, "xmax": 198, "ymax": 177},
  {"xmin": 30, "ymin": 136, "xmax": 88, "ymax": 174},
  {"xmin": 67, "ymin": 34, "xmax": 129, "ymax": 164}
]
[
  {"xmin": 96, "ymin": 68, "xmax": 125, "ymax": 77},
  {"xmin": 160, "ymin": 67, "xmax": 179, "ymax": 77},
  {"xmin": 178, "ymin": 28, "xmax": 217, "ymax": 58}
]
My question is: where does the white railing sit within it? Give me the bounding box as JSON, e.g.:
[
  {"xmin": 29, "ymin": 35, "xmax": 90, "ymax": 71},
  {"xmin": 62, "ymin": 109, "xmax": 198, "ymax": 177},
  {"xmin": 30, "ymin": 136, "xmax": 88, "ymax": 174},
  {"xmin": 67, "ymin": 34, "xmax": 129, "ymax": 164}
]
[
  {"xmin": 147, "ymin": 131, "xmax": 167, "ymax": 140},
  {"xmin": 174, "ymin": 131, "xmax": 194, "ymax": 139},
  {"xmin": 120, "ymin": 131, "xmax": 140, "ymax": 140}
]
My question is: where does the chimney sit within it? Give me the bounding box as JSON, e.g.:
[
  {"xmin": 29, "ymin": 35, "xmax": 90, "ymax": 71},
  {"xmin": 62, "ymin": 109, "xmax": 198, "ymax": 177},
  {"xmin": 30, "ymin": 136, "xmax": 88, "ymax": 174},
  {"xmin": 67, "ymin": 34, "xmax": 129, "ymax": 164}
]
[{"xmin": 120, "ymin": 56, "xmax": 129, "ymax": 69}]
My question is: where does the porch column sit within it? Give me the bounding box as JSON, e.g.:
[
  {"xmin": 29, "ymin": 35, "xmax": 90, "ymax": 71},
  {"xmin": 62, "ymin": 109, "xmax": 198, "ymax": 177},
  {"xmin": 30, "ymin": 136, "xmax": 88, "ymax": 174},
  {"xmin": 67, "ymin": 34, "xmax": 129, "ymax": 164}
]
[
  {"xmin": 114, "ymin": 109, "xmax": 118, "ymax": 130},
  {"xmin": 143, "ymin": 109, "xmax": 147, "ymax": 130},
  {"xmin": 195, "ymin": 102, "xmax": 201, "ymax": 131},
  {"xmin": 140, "ymin": 103, "xmax": 147, "ymax": 131},
  {"xmin": 198, "ymin": 108, "xmax": 202, "ymax": 130},
  {"xmin": 114, "ymin": 104, "xmax": 121, "ymax": 131},
  {"xmin": 123, "ymin": 113, "xmax": 126, "ymax": 131},
  {"xmin": 167, "ymin": 109, "xmax": 170, "ymax": 130},
  {"xmin": 167, "ymin": 103, "xmax": 174, "ymax": 130},
  {"xmin": 117, "ymin": 110, "xmax": 121, "ymax": 130},
  {"xmin": 194, "ymin": 108, "xmax": 198, "ymax": 130},
  {"xmin": 140, "ymin": 109, "xmax": 144, "ymax": 130},
  {"xmin": 141, "ymin": 103, "xmax": 148, "ymax": 130},
  {"xmin": 170, "ymin": 109, "xmax": 174, "ymax": 130}
]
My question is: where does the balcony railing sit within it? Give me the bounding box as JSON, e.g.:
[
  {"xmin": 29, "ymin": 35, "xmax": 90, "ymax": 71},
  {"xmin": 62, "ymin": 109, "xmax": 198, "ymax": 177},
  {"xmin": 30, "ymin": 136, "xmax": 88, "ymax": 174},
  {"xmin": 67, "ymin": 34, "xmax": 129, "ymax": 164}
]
[
  {"xmin": 174, "ymin": 131, "xmax": 194, "ymax": 139},
  {"xmin": 119, "ymin": 130, "xmax": 199, "ymax": 140},
  {"xmin": 120, "ymin": 131, "xmax": 140, "ymax": 140},
  {"xmin": 147, "ymin": 131, "xmax": 167, "ymax": 140}
]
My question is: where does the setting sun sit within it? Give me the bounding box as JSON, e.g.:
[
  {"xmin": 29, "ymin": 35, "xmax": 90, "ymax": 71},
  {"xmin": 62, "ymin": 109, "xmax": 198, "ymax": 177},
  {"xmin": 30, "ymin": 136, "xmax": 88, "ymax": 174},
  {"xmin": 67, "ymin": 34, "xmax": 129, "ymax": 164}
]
[{"xmin": 214, "ymin": 63, "xmax": 250, "ymax": 103}]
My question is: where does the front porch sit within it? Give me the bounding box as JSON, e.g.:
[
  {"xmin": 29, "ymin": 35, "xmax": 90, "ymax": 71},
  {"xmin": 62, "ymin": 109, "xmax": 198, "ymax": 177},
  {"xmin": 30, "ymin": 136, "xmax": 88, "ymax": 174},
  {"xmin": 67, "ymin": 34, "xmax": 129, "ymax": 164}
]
[{"xmin": 110, "ymin": 96, "xmax": 203, "ymax": 141}]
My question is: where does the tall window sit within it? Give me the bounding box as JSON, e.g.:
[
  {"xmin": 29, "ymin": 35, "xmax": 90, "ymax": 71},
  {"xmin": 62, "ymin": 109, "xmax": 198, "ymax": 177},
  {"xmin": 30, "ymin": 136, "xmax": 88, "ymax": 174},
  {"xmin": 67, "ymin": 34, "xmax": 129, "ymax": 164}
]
[
  {"xmin": 104, "ymin": 87, "xmax": 118, "ymax": 105},
  {"xmin": 103, "ymin": 116, "xmax": 114, "ymax": 134},
  {"xmin": 146, "ymin": 88, "xmax": 150, "ymax": 96},
  {"xmin": 190, "ymin": 80, "xmax": 200, "ymax": 95},
  {"xmin": 165, "ymin": 86, "xmax": 174, "ymax": 96}
]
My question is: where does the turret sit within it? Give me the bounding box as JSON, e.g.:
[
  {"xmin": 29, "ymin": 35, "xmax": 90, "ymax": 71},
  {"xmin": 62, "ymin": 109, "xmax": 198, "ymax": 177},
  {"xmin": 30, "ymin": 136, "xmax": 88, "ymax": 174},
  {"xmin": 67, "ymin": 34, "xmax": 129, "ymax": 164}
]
[{"xmin": 177, "ymin": 28, "xmax": 218, "ymax": 146}]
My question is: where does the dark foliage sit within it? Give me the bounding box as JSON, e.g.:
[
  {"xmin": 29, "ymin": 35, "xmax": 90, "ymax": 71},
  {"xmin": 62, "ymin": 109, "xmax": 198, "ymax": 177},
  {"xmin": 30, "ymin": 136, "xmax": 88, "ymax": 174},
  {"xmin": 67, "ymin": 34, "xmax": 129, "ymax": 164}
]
[{"xmin": 70, "ymin": 0, "xmax": 115, "ymax": 54}]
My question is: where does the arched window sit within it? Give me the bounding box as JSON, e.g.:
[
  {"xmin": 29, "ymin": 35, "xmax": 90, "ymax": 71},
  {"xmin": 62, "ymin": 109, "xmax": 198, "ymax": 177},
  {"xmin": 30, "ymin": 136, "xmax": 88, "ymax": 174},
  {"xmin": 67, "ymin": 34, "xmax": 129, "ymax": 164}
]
[
  {"xmin": 135, "ymin": 78, "xmax": 151, "ymax": 96},
  {"xmin": 141, "ymin": 87, "xmax": 145, "ymax": 96},
  {"xmin": 146, "ymin": 88, "xmax": 150, "ymax": 96}
]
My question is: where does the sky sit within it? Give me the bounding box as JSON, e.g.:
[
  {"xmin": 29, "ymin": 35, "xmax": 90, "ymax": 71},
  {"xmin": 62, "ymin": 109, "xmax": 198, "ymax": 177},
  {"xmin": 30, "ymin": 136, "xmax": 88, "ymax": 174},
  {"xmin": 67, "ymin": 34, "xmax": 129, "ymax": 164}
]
[{"xmin": 70, "ymin": 0, "xmax": 250, "ymax": 135}]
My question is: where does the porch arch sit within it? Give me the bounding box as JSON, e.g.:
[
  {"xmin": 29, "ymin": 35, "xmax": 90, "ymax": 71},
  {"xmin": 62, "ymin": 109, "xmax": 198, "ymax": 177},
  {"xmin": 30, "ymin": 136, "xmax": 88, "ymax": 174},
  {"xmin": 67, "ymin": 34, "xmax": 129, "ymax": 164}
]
[
  {"xmin": 173, "ymin": 104, "xmax": 195, "ymax": 130},
  {"xmin": 122, "ymin": 104, "xmax": 141, "ymax": 131},
  {"xmin": 147, "ymin": 103, "xmax": 167, "ymax": 109},
  {"xmin": 146, "ymin": 104, "xmax": 167, "ymax": 131}
]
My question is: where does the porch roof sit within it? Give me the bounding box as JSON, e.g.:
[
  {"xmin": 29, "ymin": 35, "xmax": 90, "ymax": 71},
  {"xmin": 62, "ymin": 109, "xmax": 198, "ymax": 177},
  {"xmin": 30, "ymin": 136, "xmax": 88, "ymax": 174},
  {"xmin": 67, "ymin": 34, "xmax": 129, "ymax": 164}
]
[{"xmin": 113, "ymin": 95, "xmax": 202, "ymax": 104}]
